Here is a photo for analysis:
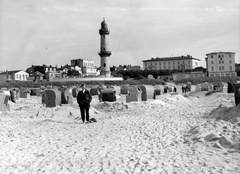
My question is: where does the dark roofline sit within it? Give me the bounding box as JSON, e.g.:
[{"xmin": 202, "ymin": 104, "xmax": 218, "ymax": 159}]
[
  {"xmin": 0, "ymin": 70, "xmax": 22, "ymax": 75},
  {"xmin": 142, "ymin": 56, "xmax": 201, "ymax": 62},
  {"xmin": 206, "ymin": 52, "xmax": 235, "ymax": 55}
]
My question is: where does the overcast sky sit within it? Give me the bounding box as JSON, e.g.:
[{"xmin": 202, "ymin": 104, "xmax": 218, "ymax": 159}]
[{"xmin": 0, "ymin": 0, "xmax": 239, "ymax": 71}]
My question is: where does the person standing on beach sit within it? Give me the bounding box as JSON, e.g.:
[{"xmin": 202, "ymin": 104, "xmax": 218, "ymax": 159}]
[
  {"xmin": 174, "ymin": 86, "xmax": 177, "ymax": 92},
  {"xmin": 77, "ymin": 84, "xmax": 92, "ymax": 124},
  {"xmin": 10, "ymin": 89, "xmax": 17, "ymax": 103}
]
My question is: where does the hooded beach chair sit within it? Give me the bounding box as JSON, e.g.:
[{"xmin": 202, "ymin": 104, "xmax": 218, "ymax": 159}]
[{"xmin": 42, "ymin": 89, "xmax": 61, "ymax": 107}]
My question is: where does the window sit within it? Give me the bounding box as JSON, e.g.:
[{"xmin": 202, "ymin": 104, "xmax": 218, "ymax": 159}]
[
  {"xmin": 178, "ymin": 61, "xmax": 180, "ymax": 64},
  {"xmin": 230, "ymin": 66, "xmax": 232, "ymax": 70},
  {"xmin": 159, "ymin": 63, "xmax": 161, "ymax": 66},
  {"xmin": 222, "ymin": 60, "xmax": 224, "ymax": 64},
  {"xmin": 155, "ymin": 63, "xmax": 157, "ymax": 66},
  {"xmin": 164, "ymin": 62, "xmax": 166, "ymax": 65},
  {"xmin": 229, "ymin": 54, "xmax": 231, "ymax": 58},
  {"xmin": 219, "ymin": 61, "xmax": 221, "ymax": 64},
  {"xmin": 173, "ymin": 62, "xmax": 175, "ymax": 65},
  {"xmin": 211, "ymin": 55, "xmax": 213, "ymax": 58},
  {"xmin": 188, "ymin": 61, "xmax": 190, "ymax": 64},
  {"xmin": 211, "ymin": 61, "xmax": 213, "ymax": 64},
  {"xmin": 164, "ymin": 66, "xmax": 166, "ymax": 69},
  {"xmin": 211, "ymin": 67, "xmax": 214, "ymax": 71},
  {"xmin": 150, "ymin": 63, "xmax": 152, "ymax": 66},
  {"xmin": 145, "ymin": 63, "xmax": 147, "ymax": 66},
  {"xmin": 103, "ymin": 63, "xmax": 106, "ymax": 67},
  {"xmin": 222, "ymin": 66, "xmax": 224, "ymax": 70},
  {"xmin": 218, "ymin": 55, "xmax": 221, "ymax": 58},
  {"xmin": 168, "ymin": 62, "xmax": 170, "ymax": 65},
  {"xmin": 230, "ymin": 60, "xmax": 232, "ymax": 63},
  {"xmin": 219, "ymin": 66, "xmax": 221, "ymax": 70}
]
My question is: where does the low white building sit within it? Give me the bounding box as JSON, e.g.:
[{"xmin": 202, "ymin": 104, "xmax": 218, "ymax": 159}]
[
  {"xmin": 0, "ymin": 70, "xmax": 29, "ymax": 82},
  {"xmin": 205, "ymin": 52, "xmax": 236, "ymax": 77}
]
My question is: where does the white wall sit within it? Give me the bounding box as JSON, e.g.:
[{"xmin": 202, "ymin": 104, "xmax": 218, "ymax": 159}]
[
  {"xmin": 143, "ymin": 59, "xmax": 201, "ymax": 70},
  {"xmin": 15, "ymin": 71, "xmax": 29, "ymax": 81},
  {"xmin": 206, "ymin": 52, "xmax": 236, "ymax": 77}
]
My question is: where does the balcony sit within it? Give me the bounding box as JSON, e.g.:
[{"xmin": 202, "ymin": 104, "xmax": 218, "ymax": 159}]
[
  {"xmin": 99, "ymin": 29, "xmax": 110, "ymax": 35},
  {"xmin": 98, "ymin": 51, "xmax": 111, "ymax": 57}
]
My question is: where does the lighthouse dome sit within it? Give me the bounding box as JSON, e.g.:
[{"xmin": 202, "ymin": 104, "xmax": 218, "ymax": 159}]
[{"xmin": 101, "ymin": 19, "xmax": 108, "ymax": 29}]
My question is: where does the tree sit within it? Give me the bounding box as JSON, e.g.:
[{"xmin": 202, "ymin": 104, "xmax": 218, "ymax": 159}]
[
  {"xmin": 237, "ymin": 71, "xmax": 240, "ymax": 76},
  {"xmin": 67, "ymin": 69, "xmax": 80, "ymax": 77},
  {"xmin": 110, "ymin": 66, "xmax": 116, "ymax": 72}
]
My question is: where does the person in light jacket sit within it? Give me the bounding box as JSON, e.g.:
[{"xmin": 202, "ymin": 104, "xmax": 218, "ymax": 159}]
[{"xmin": 77, "ymin": 83, "xmax": 92, "ymax": 124}]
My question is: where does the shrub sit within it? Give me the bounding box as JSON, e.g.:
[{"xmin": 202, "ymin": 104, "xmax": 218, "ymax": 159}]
[
  {"xmin": 174, "ymin": 76, "xmax": 240, "ymax": 85},
  {"xmin": 0, "ymin": 78, "xmax": 166, "ymax": 89}
]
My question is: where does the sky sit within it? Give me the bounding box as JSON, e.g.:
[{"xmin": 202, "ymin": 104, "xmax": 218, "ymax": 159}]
[{"xmin": 0, "ymin": 0, "xmax": 239, "ymax": 71}]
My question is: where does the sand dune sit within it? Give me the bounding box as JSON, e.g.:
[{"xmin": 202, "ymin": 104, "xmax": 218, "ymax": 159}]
[{"xmin": 0, "ymin": 91, "xmax": 240, "ymax": 174}]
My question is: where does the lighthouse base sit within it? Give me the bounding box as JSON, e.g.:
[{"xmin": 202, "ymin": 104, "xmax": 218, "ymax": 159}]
[{"xmin": 100, "ymin": 71, "xmax": 111, "ymax": 77}]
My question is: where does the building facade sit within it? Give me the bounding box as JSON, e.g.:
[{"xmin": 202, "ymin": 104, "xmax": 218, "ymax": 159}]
[
  {"xmin": 99, "ymin": 18, "xmax": 111, "ymax": 77},
  {"xmin": 205, "ymin": 52, "xmax": 236, "ymax": 77},
  {"xmin": 0, "ymin": 70, "xmax": 29, "ymax": 82},
  {"xmin": 71, "ymin": 59, "xmax": 97, "ymax": 76},
  {"xmin": 142, "ymin": 55, "xmax": 201, "ymax": 70}
]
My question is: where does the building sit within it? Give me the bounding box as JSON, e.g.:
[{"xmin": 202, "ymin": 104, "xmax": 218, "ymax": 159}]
[
  {"xmin": 99, "ymin": 18, "xmax": 111, "ymax": 77},
  {"xmin": 44, "ymin": 65, "xmax": 62, "ymax": 80},
  {"xmin": 205, "ymin": 52, "xmax": 236, "ymax": 77},
  {"xmin": 71, "ymin": 59, "xmax": 97, "ymax": 76},
  {"xmin": 0, "ymin": 70, "xmax": 29, "ymax": 82},
  {"xmin": 235, "ymin": 63, "xmax": 240, "ymax": 72},
  {"xmin": 172, "ymin": 71, "xmax": 206, "ymax": 80},
  {"xmin": 142, "ymin": 55, "xmax": 201, "ymax": 70}
]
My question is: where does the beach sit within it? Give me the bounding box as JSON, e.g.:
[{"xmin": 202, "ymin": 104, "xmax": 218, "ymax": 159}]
[{"xmin": 0, "ymin": 88, "xmax": 240, "ymax": 174}]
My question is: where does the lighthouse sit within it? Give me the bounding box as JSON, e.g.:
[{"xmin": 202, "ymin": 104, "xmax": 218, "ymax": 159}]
[{"xmin": 99, "ymin": 18, "xmax": 111, "ymax": 77}]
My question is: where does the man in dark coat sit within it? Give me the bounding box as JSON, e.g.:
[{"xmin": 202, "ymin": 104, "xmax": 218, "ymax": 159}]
[{"xmin": 77, "ymin": 83, "xmax": 92, "ymax": 124}]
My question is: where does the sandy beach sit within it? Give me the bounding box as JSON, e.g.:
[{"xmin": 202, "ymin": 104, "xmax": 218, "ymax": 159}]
[{"xmin": 0, "ymin": 87, "xmax": 240, "ymax": 174}]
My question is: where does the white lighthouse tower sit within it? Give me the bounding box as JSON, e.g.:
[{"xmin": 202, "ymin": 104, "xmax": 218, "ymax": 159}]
[{"xmin": 99, "ymin": 18, "xmax": 111, "ymax": 77}]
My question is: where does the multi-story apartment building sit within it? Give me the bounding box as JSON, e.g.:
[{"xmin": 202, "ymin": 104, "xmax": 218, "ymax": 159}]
[
  {"xmin": 142, "ymin": 55, "xmax": 201, "ymax": 70},
  {"xmin": 71, "ymin": 59, "xmax": 97, "ymax": 76},
  {"xmin": 205, "ymin": 52, "xmax": 236, "ymax": 77}
]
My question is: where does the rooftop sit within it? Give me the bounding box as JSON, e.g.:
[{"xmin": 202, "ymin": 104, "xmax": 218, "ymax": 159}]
[
  {"xmin": 142, "ymin": 55, "xmax": 201, "ymax": 62},
  {"xmin": 0, "ymin": 70, "xmax": 22, "ymax": 75},
  {"xmin": 206, "ymin": 52, "xmax": 235, "ymax": 55}
]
